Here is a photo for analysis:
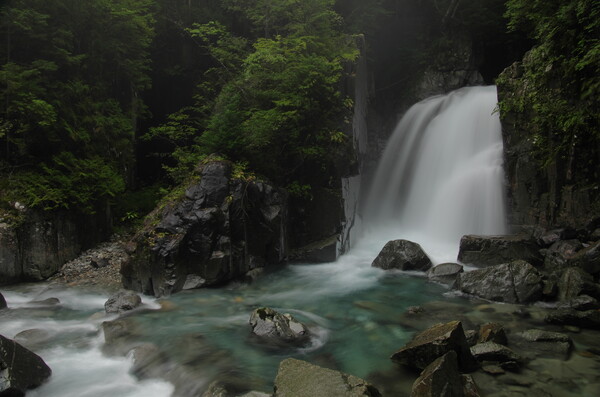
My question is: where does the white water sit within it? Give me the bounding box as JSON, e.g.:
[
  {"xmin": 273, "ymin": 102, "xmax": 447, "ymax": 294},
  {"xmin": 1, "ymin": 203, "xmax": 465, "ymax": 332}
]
[{"xmin": 364, "ymin": 85, "xmax": 507, "ymax": 263}]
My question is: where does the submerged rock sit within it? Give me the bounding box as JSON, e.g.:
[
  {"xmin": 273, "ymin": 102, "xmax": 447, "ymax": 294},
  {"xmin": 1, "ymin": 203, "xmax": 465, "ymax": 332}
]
[
  {"xmin": 249, "ymin": 308, "xmax": 309, "ymax": 346},
  {"xmin": 457, "ymin": 260, "xmax": 543, "ymax": 304},
  {"xmin": 427, "ymin": 263, "xmax": 464, "ymax": 285},
  {"xmin": 0, "ymin": 334, "xmax": 52, "ymax": 395},
  {"xmin": 411, "ymin": 351, "xmax": 464, "ymax": 397},
  {"xmin": 511, "ymin": 329, "xmax": 572, "ymax": 360},
  {"xmin": 391, "ymin": 321, "xmax": 478, "ymax": 372},
  {"xmin": 457, "ymin": 235, "xmax": 542, "ymax": 267},
  {"xmin": 273, "ymin": 358, "xmax": 381, "ymax": 397},
  {"xmin": 544, "ymin": 309, "xmax": 600, "ymax": 330},
  {"xmin": 104, "ymin": 290, "xmax": 142, "ymax": 314},
  {"xmin": 372, "ymin": 240, "xmax": 432, "ymax": 271}
]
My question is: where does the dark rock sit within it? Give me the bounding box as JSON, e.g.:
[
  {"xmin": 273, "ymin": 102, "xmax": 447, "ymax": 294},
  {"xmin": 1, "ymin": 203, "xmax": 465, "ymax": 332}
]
[
  {"xmin": 461, "ymin": 374, "xmax": 482, "ymax": 397},
  {"xmin": 477, "ymin": 323, "xmax": 507, "ymax": 345},
  {"xmin": 511, "ymin": 329, "xmax": 572, "ymax": 360},
  {"xmin": 249, "ymin": 308, "xmax": 309, "ymax": 346},
  {"xmin": 427, "ymin": 263, "xmax": 464, "ymax": 285},
  {"xmin": 0, "ymin": 334, "xmax": 52, "ymax": 395},
  {"xmin": 569, "ymin": 240, "xmax": 600, "ymax": 275},
  {"xmin": 90, "ymin": 257, "xmax": 110, "ymax": 268},
  {"xmin": 291, "ymin": 235, "xmax": 338, "ymax": 263},
  {"xmin": 0, "ymin": 293, "xmax": 6, "ymax": 309},
  {"xmin": 372, "ymin": 240, "xmax": 432, "ymax": 271},
  {"xmin": 470, "ymin": 342, "xmax": 522, "ymax": 364},
  {"xmin": 457, "ymin": 235, "xmax": 543, "ymax": 267},
  {"xmin": 557, "ymin": 267, "xmax": 600, "ymax": 301},
  {"xmin": 464, "ymin": 330, "xmax": 478, "ymax": 346},
  {"xmin": 542, "ymin": 279, "xmax": 558, "ymax": 299},
  {"xmin": 273, "ymin": 358, "xmax": 381, "ymax": 397},
  {"xmin": 122, "ymin": 159, "xmax": 288, "ymax": 297},
  {"xmin": 557, "ymin": 294, "xmax": 600, "ymax": 311},
  {"xmin": 544, "ymin": 240, "xmax": 583, "ymax": 273},
  {"xmin": 481, "ymin": 364, "xmax": 505, "ymax": 375},
  {"xmin": 538, "ymin": 228, "xmax": 577, "ymax": 247},
  {"xmin": 590, "ymin": 228, "xmax": 600, "ymax": 241},
  {"xmin": 129, "ymin": 343, "xmax": 170, "ymax": 380},
  {"xmin": 391, "ymin": 321, "xmax": 478, "ymax": 372},
  {"xmin": 457, "ymin": 260, "xmax": 543, "ymax": 303},
  {"xmin": 411, "ymin": 351, "xmax": 463, "ymax": 397},
  {"xmin": 104, "ymin": 290, "xmax": 142, "ymax": 314},
  {"xmin": 544, "ymin": 309, "xmax": 600, "ymax": 330}
]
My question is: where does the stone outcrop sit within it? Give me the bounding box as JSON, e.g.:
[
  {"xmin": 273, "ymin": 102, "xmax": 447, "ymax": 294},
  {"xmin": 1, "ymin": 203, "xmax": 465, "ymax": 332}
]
[
  {"xmin": 249, "ymin": 307, "xmax": 309, "ymax": 346},
  {"xmin": 391, "ymin": 321, "xmax": 478, "ymax": 372},
  {"xmin": 372, "ymin": 240, "xmax": 432, "ymax": 271},
  {"xmin": 457, "ymin": 260, "xmax": 543, "ymax": 304},
  {"xmin": 273, "ymin": 358, "xmax": 381, "ymax": 397},
  {"xmin": 0, "ymin": 334, "xmax": 52, "ymax": 395},
  {"xmin": 104, "ymin": 290, "xmax": 142, "ymax": 314},
  {"xmin": 457, "ymin": 235, "xmax": 542, "ymax": 267},
  {"xmin": 0, "ymin": 207, "xmax": 111, "ymax": 286},
  {"xmin": 122, "ymin": 159, "xmax": 288, "ymax": 297}
]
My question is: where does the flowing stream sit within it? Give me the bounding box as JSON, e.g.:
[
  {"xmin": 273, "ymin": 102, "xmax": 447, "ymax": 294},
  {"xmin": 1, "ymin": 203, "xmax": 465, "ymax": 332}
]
[{"xmin": 0, "ymin": 86, "xmax": 508, "ymax": 396}]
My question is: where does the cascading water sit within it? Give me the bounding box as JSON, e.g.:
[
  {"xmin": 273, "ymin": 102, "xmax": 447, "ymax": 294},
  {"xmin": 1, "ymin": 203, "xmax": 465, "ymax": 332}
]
[{"xmin": 364, "ymin": 85, "xmax": 507, "ymax": 263}]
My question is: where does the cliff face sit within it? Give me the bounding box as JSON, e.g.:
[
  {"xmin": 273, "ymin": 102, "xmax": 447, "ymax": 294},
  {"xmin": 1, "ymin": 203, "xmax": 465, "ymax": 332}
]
[{"xmin": 498, "ymin": 61, "xmax": 600, "ymax": 231}]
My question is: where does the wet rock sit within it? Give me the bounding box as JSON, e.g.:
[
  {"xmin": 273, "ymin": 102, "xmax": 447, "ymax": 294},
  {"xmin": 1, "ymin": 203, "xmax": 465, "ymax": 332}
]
[
  {"xmin": 457, "ymin": 260, "xmax": 543, "ymax": 304},
  {"xmin": 0, "ymin": 292, "xmax": 6, "ymax": 309},
  {"xmin": 102, "ymin": 318, "xmax": 141, "ymax": 355},
  {"xmin": 457, "ymin": 235, "xmax": 543, "ymax": 267},
  {"xmin": 90, "ymin": 257, "xmax": 110, "ymax": 268},
  {"xmin": 465, "ymin": 330, "xmax": 478, "ymax": 346},
  {"xmin": 569, "ymin": 240, "xmax": 600, "ymax": 275},
  {"xmin": 557, "ymin": 294, "xmax": 600, "ymax": 311},
  {"xmin": 411, "ymin": 351, "xmax": 463, "ymax": 397},
  {"xmin": 470, "ymin": 342, "xmax": 522, "ymax": 365},
  {"xmin": 544, "ymin": 309, "xmax": 600, "ymax": 330},
  {"xmin": 538, "ymin": 228, "xmax": 577, "ymax": 247},
  {"xmin": 129, "ymin": 343, "xmax": 170, "ymax": 380},
  {"xmin": 0, "ymin": 334, "xmax": 52, "ymax": 395},
  {"xmin": 477, "ymin": 323, "xmax": 507, "ymax": 345},
  {"xmin": 372, "ymin": 239, "xmax": 432, "ymax": 271},
  {"xmin": 481, "ymin": 364, "xmax": 505, "ymax": 375},
  {"xmin": 461, "ymin": 374, "xmax": 482, "ymax": 397},
  {"xmin": 427, "ymin": 263, "xmax": 463, "ymax": 285},
  {"xmin": 544, "ymin": 240, "xmax": 583, "ymax": 272},
  {"xmin": 28, "ymin": 297, "xmax": 60, "ymax": 306},
  {"xmin": 391, "ymin": 321, "xmax": 478, "ymax": 372},
  {"xmin": 542, "ymin": 279, "xmax": 558, "ymax": 299},
  {"xmin": 13, "ymin": 329, "xmax": 53, "ymax": 351},
  {"xmin": 249, "ymin": 308, "xmax": 309, "ymax": 346},
  {"xmin": 511, "ymin": 329, "xmax": 572, "ymax": 360},
  {"xmin": 590, "ymin": 228, "xmax": 600, "ymax": 241},
  {"xmin": 557, "ymin": 267, "xmax": 600, "ymax": 301},
  {"xmin": 104, "ymin": 290, "xmax": 142, "ymax": 314},
  {"xmin": 182, "ymin": 274, "xmax": 206, "ymax": 290},
  {"xmin": 273, "ymin": 358, "xmax": 381, "ymax": 397}
]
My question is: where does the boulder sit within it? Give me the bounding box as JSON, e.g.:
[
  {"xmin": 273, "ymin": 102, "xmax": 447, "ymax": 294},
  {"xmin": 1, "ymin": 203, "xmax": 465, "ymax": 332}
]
[
  {"xmin": 477, "ymin": 323, "xmax": 507, "ymax": 345},
  {"xmin": 557, "ymin": 295, "xmax": 600, "ymax": 311},
  {"xmin": 104, "ymin": 290, "xmax": 142, "ymax": 314},
  {"xmin": 0, "ymin": 292, "xmax": 5, "ymax": 309},
  {"xmin": 372, "ymin": 240, "xmax": 432, "ymax": 271},
  {"xmin": 544, "ymin": 309, "xmax": 600, "ymax": 330},
  {"xmin": 544, "ymin": 240, "xmax": 583, "ymax": 272},
  {"xmin": 511, "ymin": 329, "xmax": 572, "ymax": 360},
  {"xmin": 427, "ymin": 263, "xmax": 463, "ymax": 285},
  {"xmin": 249, "ymin": 308, "xmax": 309, "ymax": 346},
  {"xmin": 411, "ymin": 351, "xmax": 463, "ymax": 397},
  {"xmin": 456, "ymin": 260, "xmax": 543, "ymax": 304},
  {"xmin": 391, "ymin": 321, "xmax": 478, "ymax": 372},
  {"xmin": 273, "ymin": 358, "xmax": 381, "ymax": 397},
  {"xmin": 569, "ymin": 240, "xmax": 600, "ymax": 275},
  {"xmin": 470, "ymin": 342, "xmax": 522, "ymax": 364},
  {"xmin": 537, "ymin": 228, "xmax": 577, "ymax": 247},
  {"xmin": 557, "ymin": 267, "xmax": 600, "ymax": 301},
  {"xmin": 457, "ymin": 235, "xmax": 542, "ymax": 267},
  {"xmin": 0, "ymin": 334, "xmax": 52, "ymax": 395},
  {"xmin": 122, "ymin": 159, "xmax": 288, "ymax": 297}
]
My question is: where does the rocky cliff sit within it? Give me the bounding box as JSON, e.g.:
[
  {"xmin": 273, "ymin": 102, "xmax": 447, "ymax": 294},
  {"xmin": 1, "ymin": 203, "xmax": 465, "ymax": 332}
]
[{"xmin": 122, "ymin": 159, "xmax": 288, "ymax": 296}]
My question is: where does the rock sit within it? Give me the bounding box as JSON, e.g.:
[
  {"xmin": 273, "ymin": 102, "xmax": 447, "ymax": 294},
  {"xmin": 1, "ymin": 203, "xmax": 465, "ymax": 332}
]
[
  {"xmin": 129, "ymin": 343, "xmax": 169, "ymax": 380},
  {"xmin": 427, "ymin": 263, "xmax": 463, "ymax": 285},
  {"xmin": 28, "ymin": 297, "xmax": 60, "ymax": 306},
  {"xmin": 461, "ymin": 374, "xmax": 482, "ymax": 397},
  {"xmin": 557, "ymin": 267, "xmax": 600, "ymax": 301},
  {"xmin": 569, "ymin": 240, "xmax": 600, "ymax": 275},
  {"xmin": 273, "ymin": 358, "xmax": 381, "ymax": 397},
  {"xmin": 457, "ymin": 235, "xmax": 543, "ymax": 267},
  {"xmin": 537, "ymin": 228, "xmax": 577, "ymax": 247},
  {"xmin": 481, "ymin": 365, "xmax": 505, "ymax": 375},
  {"xmin": 464, "ymin": 330, "xmax": 478, "ymax": 346},
  {"xmin": 249, "ymin": 308, "xmax": 309, "ymax": 346},
  {"xmin": 411, "ymin": 351, "xmax": 463, "ymax": 397},
  {"xmin": 544, "ymin": 309, "xmax": 600, "ymax": 330},
  {"xmin": 477, "ymin": 323, "xmax": 507, "ymax": 345},
  {"xmin": 557, "ymin": 294, "xmax": 600, "ymax": 310},
  {"xmin": 590, "ymin": 228, "xmax": 600, "ymax": 241},
  {"xmin": 102, "ymin": 318, "xmax": 141, "ymax": 355},
  {"xmin": 511, "ymin": 329, "xmax": 572, "ymax": 360},
  {"xmin": 470, "ymin": 342, "xmax": 522, "ymax": 364},
  {"xmin": 391, "ymin": 321, "xmax": 478, "ymax": 372},
  {"xmin": 457, "ymin": 260, "xmax": 543, "ymax": 303},
  {"xmin": 520, "ymin": 328, "xmax": 573, "ymax": 343},
  {"xmin": 544, "ymin": 240, "xmax": 583, "ymax": 272},
  {"xmin": 542, "ymin": 278, "xmax": 558, "ymax": 299},
  {"xmin": 0, "ymin": 334, "xmax": 52, "ymax": 395},
  {"xmin": 0, "ymin": 292, "xmax": 5, "ymax": 309},
  {"xmin": 122, "ymin": 159, "xmax": 288, "ymax": 297},
  {"xmin": 90, "ymin": 257, "xmax": 110, "ymax": 268},
  {"xmin": 372, "ymin": 240, "xmax": 432, "ymax": 271},
  {"xmin": 104, "ymin": 290, "xmax": 142, "ymax": 314},
  {"xmin": 13, "ymin": 329, "xmax": 53, "ymax": 351}
]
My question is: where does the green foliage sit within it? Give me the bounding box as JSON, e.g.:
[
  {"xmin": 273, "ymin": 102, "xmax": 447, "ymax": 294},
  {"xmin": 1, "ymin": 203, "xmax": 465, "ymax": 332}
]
[{"xmin": 498, "ymin": 0, "xmax": 599, "ymax": 184}]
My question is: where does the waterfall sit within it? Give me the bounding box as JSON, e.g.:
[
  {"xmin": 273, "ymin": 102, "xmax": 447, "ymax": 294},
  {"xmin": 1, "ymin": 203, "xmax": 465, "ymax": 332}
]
[{"xmin": 364, "ymin": 86, "xmax": 507, "ymax": 263}]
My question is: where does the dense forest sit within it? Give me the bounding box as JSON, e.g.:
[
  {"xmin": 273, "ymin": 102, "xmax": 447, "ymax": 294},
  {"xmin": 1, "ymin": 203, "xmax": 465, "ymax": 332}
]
[{"xmin": 0, "ymin": 0, "xmax": 597, "ymax": 227}]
